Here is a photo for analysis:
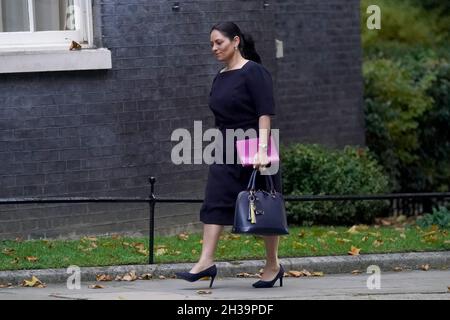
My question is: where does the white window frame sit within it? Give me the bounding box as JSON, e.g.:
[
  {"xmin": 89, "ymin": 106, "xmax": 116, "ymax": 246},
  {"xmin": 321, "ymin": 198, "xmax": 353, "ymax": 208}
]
[
  {"xmin": 0, "ymin": 0, "xmax": 94, "ymax": 50},
  {"xmin": 0, "ymin": 0, "xmax": 111, "ymax": 74}
]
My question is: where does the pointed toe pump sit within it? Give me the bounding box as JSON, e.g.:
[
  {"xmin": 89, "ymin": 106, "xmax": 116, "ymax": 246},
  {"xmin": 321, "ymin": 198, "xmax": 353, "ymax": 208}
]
[
  {"xmin": 175, "ymin": 264, "xmax": 217, "ymax": 288},
  {"xmin": 252, "ymin": 264, "xmax": 285, "ymax": 288}
]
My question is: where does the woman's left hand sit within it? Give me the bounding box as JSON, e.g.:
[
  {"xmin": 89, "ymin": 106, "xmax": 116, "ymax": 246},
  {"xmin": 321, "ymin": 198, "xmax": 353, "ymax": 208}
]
[{"xmin": 253, "ymin": 151, "xmax": 270, "ymax": 171}]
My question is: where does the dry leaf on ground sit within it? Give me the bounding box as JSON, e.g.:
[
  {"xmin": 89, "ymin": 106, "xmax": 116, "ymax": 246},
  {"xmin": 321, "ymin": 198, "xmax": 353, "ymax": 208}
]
[
  {"xmin": 96, "ymin": 274, "xmax": 113, "ymax": 282},
  {"xmin": 21, "ymin": 276, "xmax": 46, "ymax": 288},
  {"xmin": 178, "ymin": 233, "xmax": 189, "ymax": 241},
  {"xmin": 197, "ymin": 290, "xmax": 212, "ymax": 295},
  {"xmin": 348, "ymin": 246, "xmax": 361, "ymax": 256},
  {"xmin": 420, "ymin": 264, "xmax": 430, "ymax": 271},
  {"xmin": 139, "ymin": 273, "xmax": 153, "ymax": 280},
  {"xmin": 26, "ymin": 256, "xmax": 38, "ymax": 262}
]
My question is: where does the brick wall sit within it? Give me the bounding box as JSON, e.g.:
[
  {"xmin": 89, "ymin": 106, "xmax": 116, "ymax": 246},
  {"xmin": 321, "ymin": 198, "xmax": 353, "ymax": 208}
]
[{"xmin": 0, "ymin": 0, "xmax": 365, "ymax": 239}]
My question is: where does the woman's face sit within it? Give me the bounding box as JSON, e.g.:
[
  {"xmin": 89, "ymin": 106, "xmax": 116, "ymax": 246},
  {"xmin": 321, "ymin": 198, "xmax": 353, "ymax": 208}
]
[{"xmin": 210, "ymin": 30, "xmax": 239, "ymax": 61}]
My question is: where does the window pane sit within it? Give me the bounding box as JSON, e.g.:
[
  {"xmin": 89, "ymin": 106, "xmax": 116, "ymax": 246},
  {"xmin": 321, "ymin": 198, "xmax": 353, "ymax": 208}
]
[
  {"xmin": 0, "ymin": 0, "xmax": 30, "ymax": 32},
  {"xmin": 35, "ymin": 0, "xmax": 76, "ymax": 31}
]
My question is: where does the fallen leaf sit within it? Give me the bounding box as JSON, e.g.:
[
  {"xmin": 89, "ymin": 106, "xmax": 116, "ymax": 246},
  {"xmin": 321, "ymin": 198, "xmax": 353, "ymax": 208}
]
[
  {"xmin": 400, "ymin": 233, "xmax": 406, "ymax": 239},
  {"xmin": 336, "ymin": 238, "xmax": 351, "ymax": 244},
  {"xmin": 300, "ymin": 269, "xmax": 312, "ymax": 277},
  {"xmin": 159, "ymin": 275, "xmax": 166, "ymax": 279},
  {"xmin": 0, "ymin": 283, "xmax": 13, "ymax": 288},
  {"xmin": 82, "ymin": 236, "xmax": 98, "ymax": 242},
  {"xmin": 288, "ymin": 270, "xmax": 303, "ymax": 277},
  {"xmin": 236, "ymin": 272, "xmax": 259, "ymax": 278},
  {"xmin": 348, "ymin": 246, "xmax": 361, "ymax": 256},
  {"xmin": 133, "ymin": 243, "xmax": 145, "ymax": 250},
  {"xmin": 178, "ymin": 233, "xmax": 189, "ymax": 241},
  {"xmin": 393, "ymin": 266, "xmax": 403, "ymax": 272},
  {"xmin": 293, "ymin": 241, "xmax": 307, "ymax": 249},
  {"xmin": 298, "ymin": 231, "xmax": 306, "ymax": 238},
  {"xmin": 2, "ymin": 248, "xmax": 15, "ymax": 256},
  {"xmin": 96, "ymin": 274, "xmax": 113, "ymax": 282},
  {"xmin": 351, "ymin": 270, "xmax": 362, "ymax": 275},
  {"xmin": 88, "ymin": 284, "xmax": 104, "ymax": 289},
  {"xmin": 155, "ymin": 248, "xmax": 167, "ymax": 256},
  {"xmin": 21, "ymin": 276, "xmax": 46, "ymax": 288},
  {"xmin": 422, "ymin": 230, "xmax": 437, "ymax": 237},
  {"xmin": 327, "ymin": 230, "xmax": 338, "ymax": 236},
  {"xmin": 197, "ymin": 290, "xmax": 212, "ymax": 295},
  {"xmin": 137, "ymin": 248, "xmax": 149, "ymax": 256},
  {"xmin": 346, "ymin": 225, "xmax": 360, "ymax": 234},
  {"xmin": 288, "ymin": 269, "xmax": 314, "ymax": 277},
  {"xmin": 139, "ymin": 273, "xmax": 153, "ymax": 280},
  {"xmin": 312, "ymin": 272, "xmax": 324, "ymax": 277},
  {"xmin": 361, "ymin": 236, "xmax": 369, "ymax": 242},
  {"xmin": 373, "ymin": 239, "xmax": 384, "ymax": 247},
  {"xmin": 420, "ymin": 264, "xmax": 430, "ymax": 271},
  {"xmin": 111, "ymin": 234, "xmax": 122, "ymax": 240},
  {"xmin": 26, "ymin": 256, "xmax": 39, "ymax": 262},
  {"xmin": 191, "ymin": 249, "xmax": 198, "ymax": 254},
  {"xmin": 424, "ymin": 235, "xmax": 439, "ymax": 243},
  {"xmin": 121, "ymin": 271, "xmax": 137, "ymax": 282}
]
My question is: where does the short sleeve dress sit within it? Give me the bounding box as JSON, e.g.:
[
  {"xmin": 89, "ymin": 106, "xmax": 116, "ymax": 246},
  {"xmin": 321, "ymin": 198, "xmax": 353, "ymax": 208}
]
[{"xmin": 199, "ymin": 59, "xmax": 283, "ymax": 225}]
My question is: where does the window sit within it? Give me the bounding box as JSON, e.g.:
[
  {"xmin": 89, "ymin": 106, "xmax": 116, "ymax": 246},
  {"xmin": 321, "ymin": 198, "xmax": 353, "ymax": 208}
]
[
  {"xmin": 0, "ymin": 0, "xmax": 112, "ymax": 73},
  {"xmin": 0, "ymin": 0, "xmax": 93, "ymax": 49}
]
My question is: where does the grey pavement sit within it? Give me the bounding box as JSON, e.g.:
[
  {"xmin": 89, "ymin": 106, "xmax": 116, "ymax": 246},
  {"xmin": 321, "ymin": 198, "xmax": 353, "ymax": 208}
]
[
  {"xmin": 1, "ymin": 270, "xmax": 449, "ymax": 300},
  {"xmin": 1, "ymin": 251, "xmax": 449, "ymax": 285}
]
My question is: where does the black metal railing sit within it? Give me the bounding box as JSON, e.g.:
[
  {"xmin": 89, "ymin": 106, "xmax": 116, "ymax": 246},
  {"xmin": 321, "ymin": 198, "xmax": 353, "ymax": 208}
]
[{"xmin": 1, "ymin": 176, "xmax": 449, "ymax": 264}]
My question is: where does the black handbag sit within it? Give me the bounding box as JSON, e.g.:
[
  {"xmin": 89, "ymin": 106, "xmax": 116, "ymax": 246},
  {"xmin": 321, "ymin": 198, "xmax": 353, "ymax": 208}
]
[{"xmin": 232, "ymin": 169, "xmax": 289, "ymax": 235}]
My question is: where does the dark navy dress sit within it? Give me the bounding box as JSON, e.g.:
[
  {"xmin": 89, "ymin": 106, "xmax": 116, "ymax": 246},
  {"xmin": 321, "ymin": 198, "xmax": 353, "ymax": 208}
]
[{"xmin": 199, "ymin": 59, "xmax": 283, "ymax": 225}]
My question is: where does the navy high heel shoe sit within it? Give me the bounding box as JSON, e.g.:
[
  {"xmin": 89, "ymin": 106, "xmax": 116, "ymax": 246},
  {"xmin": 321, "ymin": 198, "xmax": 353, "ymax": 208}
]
[
  {"xmin": 175, "ymin": 264, "xmax": 217, "ymax": 288},
  {"xmin": 252, "ymin": 264, "xmax": 284, "ymax": 288}
]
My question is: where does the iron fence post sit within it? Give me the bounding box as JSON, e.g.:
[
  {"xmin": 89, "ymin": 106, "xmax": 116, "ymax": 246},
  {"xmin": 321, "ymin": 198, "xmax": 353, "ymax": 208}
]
[{"xmin": 149, "ymin": 176, "xmax": 156, "ymax": 264}]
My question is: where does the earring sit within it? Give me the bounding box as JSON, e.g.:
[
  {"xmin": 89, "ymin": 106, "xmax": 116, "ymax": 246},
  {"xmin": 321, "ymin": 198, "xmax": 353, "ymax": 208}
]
[{"xmin": 234, "ymin": 47, "xmax": 237, "ymax": 50}]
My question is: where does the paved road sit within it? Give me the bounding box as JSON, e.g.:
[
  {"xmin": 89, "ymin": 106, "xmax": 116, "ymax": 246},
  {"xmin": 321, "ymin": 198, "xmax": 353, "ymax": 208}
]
[{"xmin": 1, "ymin": 270, "xmax": 449, "ymax": 300}]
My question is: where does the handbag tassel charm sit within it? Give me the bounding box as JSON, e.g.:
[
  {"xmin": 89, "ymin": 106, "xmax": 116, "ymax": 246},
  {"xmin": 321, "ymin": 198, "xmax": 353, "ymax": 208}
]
[{"xmin": 250, "ymin": 200, "xmax": 256, "ymax": 224}]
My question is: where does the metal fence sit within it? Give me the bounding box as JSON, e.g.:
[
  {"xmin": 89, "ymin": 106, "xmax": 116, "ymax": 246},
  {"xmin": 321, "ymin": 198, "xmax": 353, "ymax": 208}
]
[{"xmin": 1, "ymin": 176, "xmax": 449, "ymax": 264}]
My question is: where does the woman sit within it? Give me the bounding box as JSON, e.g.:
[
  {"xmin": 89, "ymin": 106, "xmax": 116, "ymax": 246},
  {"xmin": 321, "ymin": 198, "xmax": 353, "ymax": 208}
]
[{"xmin": 176, "ymin": 22, "xmax": 284, "ymax": 289}]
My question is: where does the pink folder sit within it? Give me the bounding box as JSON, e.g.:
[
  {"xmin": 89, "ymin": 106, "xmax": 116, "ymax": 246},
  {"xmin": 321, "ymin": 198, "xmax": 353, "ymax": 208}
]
[{"xmin": 235, "ymin": 135, "xmax": 280, "ymax": 167}]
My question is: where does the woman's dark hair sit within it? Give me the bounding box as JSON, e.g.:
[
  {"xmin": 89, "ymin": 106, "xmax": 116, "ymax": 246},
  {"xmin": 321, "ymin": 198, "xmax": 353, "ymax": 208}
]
[{"xmin": 210, "ymin": 22, "xmax": 262, "ymax": 64}]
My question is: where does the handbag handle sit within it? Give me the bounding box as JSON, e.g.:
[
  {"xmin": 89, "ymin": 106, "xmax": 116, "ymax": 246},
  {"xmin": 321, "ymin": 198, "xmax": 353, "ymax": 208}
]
[{"xmin": 247, "ymin": 169, "xmax": 276, "ymax": 193}]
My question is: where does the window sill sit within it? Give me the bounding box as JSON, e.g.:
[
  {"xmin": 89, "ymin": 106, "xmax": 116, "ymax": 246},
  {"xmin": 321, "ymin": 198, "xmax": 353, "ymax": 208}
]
[{"xmin": 0, "ymin": 47, "xmax": 112, "ymax": 74}]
